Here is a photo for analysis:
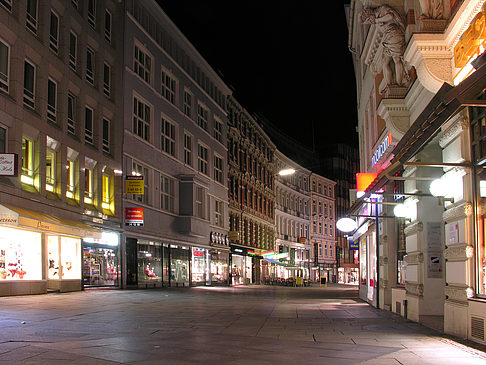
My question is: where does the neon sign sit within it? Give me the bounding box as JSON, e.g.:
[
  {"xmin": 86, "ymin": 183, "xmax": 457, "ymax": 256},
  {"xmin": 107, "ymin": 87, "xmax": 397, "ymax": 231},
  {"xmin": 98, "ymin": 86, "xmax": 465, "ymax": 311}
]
[{"xmin": 371, "ymin": 133, "xmax": 393, "ymax": 167}]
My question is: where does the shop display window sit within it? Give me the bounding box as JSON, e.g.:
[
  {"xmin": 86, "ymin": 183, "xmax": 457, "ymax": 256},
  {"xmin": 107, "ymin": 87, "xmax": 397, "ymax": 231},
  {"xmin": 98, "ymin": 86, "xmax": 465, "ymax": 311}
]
[
  {"xmin": 210, "ymin": 251, "xmax": 228, "ymax": 284},
  {"xmin": 0, "ymin": 227, "xmax": 42, "ymax": 280},
  {"xmin": 48, "ymin": 236, "xmax": 60, "ymax": 279},
  {"xmin": 191, "ymin": 247, "xmax": 207, "ymax": 284},
  {"xmin": 171, "ymin": 245, "xmax": 189, "ymax": 286},
  {"xmin": 83, "ymin": 245, "xmax": 118, "ymax": 286},
  {"xmin": 137, "ymin": 241, "xmax": 162, "ymax": 284},
  {"xmin": 359, "ymin": 238, "xmax": 367, "ymax": 285}
]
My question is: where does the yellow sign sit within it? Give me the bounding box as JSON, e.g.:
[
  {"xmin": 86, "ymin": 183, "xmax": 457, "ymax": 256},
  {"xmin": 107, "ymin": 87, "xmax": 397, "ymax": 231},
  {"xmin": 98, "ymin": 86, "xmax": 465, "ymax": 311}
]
[
  {"xmin": 454, "ymin": 7, "xmax": 486, "ymax": 68},
  {"xmin": 125, "ymin": 176, "xmax": 144, "ymax": 194}
]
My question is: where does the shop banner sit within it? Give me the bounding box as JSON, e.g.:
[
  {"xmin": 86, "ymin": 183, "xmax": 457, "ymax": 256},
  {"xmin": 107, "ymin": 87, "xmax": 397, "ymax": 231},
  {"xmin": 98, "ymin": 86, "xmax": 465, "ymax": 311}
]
[{"xmin": 125, "ymin": 207, "xmax": 143, "ymax": 226}]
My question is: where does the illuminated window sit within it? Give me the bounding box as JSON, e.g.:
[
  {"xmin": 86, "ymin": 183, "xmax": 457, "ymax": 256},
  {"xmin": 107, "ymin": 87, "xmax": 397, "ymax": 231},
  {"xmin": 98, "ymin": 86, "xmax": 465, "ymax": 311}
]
[
  {"xmin": 102, "ymin": 174, "xmax": 113, "ymax": 211},
  {"xmin": 45, "ymin": 149, "xmax": 56, "ymax": 192},
  {"xmin": 84, "ymin": 167, "xmax": 93, "ymax": 204},
  {"xmin": 66, "ymin": 159, "xmax": 75, "ymax": 199},
  {"xmin": 21, "ymin": 137, "xmax": 34, "ymax": 185}
]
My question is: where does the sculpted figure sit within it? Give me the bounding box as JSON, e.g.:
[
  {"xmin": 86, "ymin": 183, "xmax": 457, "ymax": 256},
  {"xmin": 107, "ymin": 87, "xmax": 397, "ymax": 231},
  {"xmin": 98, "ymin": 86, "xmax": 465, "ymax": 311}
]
[
  {"xmin": 419, "ymin": 0, "xmax": 444, "ymax": 19},
  {"xmin": 360, "ymin": 5, "xmax": 409, "ymax": 94}
]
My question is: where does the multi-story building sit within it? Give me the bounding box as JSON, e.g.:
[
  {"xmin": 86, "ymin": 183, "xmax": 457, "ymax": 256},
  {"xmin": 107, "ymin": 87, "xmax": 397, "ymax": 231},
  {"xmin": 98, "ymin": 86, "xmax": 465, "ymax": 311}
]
[
  {"xmin": 227, "ymin": 96, "xmax": 276, "ymax": 285},
  {"xmin": 0, "ymin": 0, "xmax": 124, "ymax": 295},
  {"xmin": 122, "ymin": 0, "xmax": 232, "ymax": 288},
  {"xmin": 309, "ymin": 173, "xmax": 337, "ymax": 283},
  {"xmin": 274, "ymin": 150, "xmax": 311, "ymax": 280},
  {"xmin": 347, "ymin": 0, "xmax": 486, "ymax": 345}
]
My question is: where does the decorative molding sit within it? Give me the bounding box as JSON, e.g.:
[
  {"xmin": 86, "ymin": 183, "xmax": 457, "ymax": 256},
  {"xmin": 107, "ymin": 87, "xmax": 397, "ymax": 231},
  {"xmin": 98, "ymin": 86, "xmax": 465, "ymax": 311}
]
[
  {"xmin": 439, "ymin": 115, "xmax": 469, "ymax": 148},
  {"xmin": 445, "ymin": 243, "xmax": 474, "ymax": 261},
  {"xmin": 405, "ymin": 252, "xmax": 424, "ymax": 265},
  {"xmin": 377, "ymin": 99, "xmax": 410, "ymax": 141},
  {"xmin": 443, "ymin": 201, "xmax": 472, "ymax": 222},
  {"xmin": 404, "ymin": 220, "xmax": 423, "ymax": 236},
  {"xmin": 445, "ymin": 284, "xmax": 469, "ymax": 304},
  {"xmin": 406, "ymin": 283, "xmax": 424, "ymax": 297},
  {"xmin": 381, "ymin": 279, "xmax": 389, "ymax": 289}
]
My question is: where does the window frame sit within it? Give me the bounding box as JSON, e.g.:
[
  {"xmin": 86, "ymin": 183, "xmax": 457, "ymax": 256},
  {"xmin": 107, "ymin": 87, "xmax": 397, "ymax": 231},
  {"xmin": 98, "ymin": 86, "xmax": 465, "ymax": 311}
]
[
  {"xmin": 86, "ymin": 46, "xmax": 95, "ymax": 85},
  {"xmin": 67, "ymin": 92, "xmax": 76, "ymax": 135},
  {"xmin": 197, "ymin": 143, "xmax": 209, "ymax": 176},
  {"xmin": 183, "ymin": 132, "xmax": 193, "ymax": 166},
  {"xmin": 215, "ymin": 199, "xmax": 224, "ymax": 227},
  {"xmin": 161, "ymin": 117, "xmax": 176, "ymax": 157},
  {"xmin": 197, "ymin": 103, "xmax": 209, "ymax": 131},
  {"xmin": 84, "ymin": 106, "xmax": 94, "ymax": 145},
  {"xmin": 214, "ymin": 154, "xmax": 223, "ymax": 184},
  {"xmin": 161, "ymin": 68, "xmax": 176, "ymax": 104},
  {"xmin": 104, "ymin": 9, "xmax": 112, "ymax": 42},
  {"xmin": 26, "ymin": 0, "xmax": 38, "ymax": 34},
  {"xmin": 214, "ymin": 118, "xmax": 223, "ymax": 143},
  {"xmin": 160, "ymin": 174, "xmax": 175, "ymax": 213},
  {"xmin": 133, "ymin": 43, "xmax": 152, "ymax": 85},
  {"xmin": 69, "ymin": 31, "xmax": 77, "ymax": 70},
  {"xmin": 49, "ymin": 10, "xmax": 59, "ymax": 54},
  {"xmin": 183, "ymin": 89, "xmax": 192, "ymax": 118},
  {"xmin": 103, "ymin": 62, "xmax": 111, "ymax": 97},
  {"xmin": 23, "ymin": 59, "xmax": 36, "ymax": 109},
  {"xmin": 88, "ymin": 0, "xmax": 96, "ymax": 28},
  {"xmin": 132, "ymin": 96, "xmax": 151, "ymax": 142},
  {"xmin": 102, "ymin": 117, "xmax": 110, "ymax": 153},
  {"xmin": 45, "ymin": 148, "xmax": 56, "ymax": 192},
  {"xmin": 0, "ymin": 39, "xmax": 10, "ymax": 92},
  {"xmin": 47, "ymin": 77, "xmax": 57, "ymax": 123}
]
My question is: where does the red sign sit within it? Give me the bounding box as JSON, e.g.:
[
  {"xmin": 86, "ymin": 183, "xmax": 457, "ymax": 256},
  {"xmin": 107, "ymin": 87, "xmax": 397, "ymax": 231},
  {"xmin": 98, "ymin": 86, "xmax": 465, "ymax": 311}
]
[{"xmin": 125, "ymin": 207, "xmax": 143, "ymax": 226}]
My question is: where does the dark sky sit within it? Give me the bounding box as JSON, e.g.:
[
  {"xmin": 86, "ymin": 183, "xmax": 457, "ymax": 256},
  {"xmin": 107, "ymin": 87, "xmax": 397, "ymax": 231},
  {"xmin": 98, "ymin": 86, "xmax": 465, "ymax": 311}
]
[{"xmin": 157, "ymin": 1, "xmax": 358, "ymax": 149}]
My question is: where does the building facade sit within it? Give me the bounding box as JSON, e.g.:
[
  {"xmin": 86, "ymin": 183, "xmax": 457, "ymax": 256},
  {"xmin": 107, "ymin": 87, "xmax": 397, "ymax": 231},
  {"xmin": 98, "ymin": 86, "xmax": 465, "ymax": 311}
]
[
  {"xmin": 347, "ymin": 0, "xmax": 486, "ymax": 345},
  {"xmin": 309, "ymin": 173, "xmax": 337, "ymax": 283},
  {"xmin": 122, "ymin": 0, "xmax": 232, "ymax": 288},
  {"xmin": 227, "ymin": 96, "xmax": 276, "ymax": 285},
  {"xmin": 0, "ymin": 0, "xmax": 124, "ymax": 295}
]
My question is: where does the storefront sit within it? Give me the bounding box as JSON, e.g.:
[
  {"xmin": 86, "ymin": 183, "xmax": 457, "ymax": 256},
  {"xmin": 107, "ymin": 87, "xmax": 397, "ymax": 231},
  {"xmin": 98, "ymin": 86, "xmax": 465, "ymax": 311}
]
[
  {"xmin": 82, "ymin": 233, "xmax": 120, "ymax": 288},
  {"xmin": 209, "ymin": 249, "xmax": 229, "ymax": 285},
  {"xmin": 0, "ymin": 203, "xmax": 111, "ymax": 295},
  {"xmin": 230, "ymin": 246, "xmax": 253, "ymax": 285}
]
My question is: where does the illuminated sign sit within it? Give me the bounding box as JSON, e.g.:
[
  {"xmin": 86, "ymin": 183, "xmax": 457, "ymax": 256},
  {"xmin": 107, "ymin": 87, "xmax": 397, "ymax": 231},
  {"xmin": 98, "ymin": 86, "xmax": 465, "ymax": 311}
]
[
  {"xmin": 454, "ymin": 8, "xmax": 486, "ymax": 69},
  {"xmin": 371, "ymin": 133, "xmax": 393, "ymax": 167},
  {"xmin": 356, "ymin": 172, "xmax": 377, "ymax": 193},
  {"xmin": 349, "ymin": 238, "xmax": 359, "ymax": 251},
  {"xmin": 125, "ymin": 176, "xmax": 144, "ymax": 194},
  {"xmin": 125, "ymin": 207, "xmax": 144, "ymax": 226}
]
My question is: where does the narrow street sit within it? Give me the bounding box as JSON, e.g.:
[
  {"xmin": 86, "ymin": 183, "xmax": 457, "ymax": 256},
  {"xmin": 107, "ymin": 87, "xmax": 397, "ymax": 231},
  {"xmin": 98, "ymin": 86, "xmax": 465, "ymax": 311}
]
[{"xmin": 0, "ymin": 285, "xmax": 484, "ymax": 364}]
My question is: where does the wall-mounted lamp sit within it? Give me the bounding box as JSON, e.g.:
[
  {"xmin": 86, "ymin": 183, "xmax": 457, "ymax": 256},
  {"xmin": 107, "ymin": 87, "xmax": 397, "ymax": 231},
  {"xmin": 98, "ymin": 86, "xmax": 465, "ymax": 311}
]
[
  {"xmin": 278, "ymin": 168, "xmax": 296, "ymax": 176},
  {"xmin": 429, "ymin": 178, "xmax": 455, "ymax": 204},
  {"xmin": 336, "ymin": 217, "xmax": 358, "ymax": 233}
]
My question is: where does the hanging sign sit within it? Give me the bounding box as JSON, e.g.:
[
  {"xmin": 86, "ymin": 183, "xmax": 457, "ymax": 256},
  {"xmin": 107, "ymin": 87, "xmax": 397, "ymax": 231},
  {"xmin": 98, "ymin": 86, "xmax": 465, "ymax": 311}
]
[
  {"xmin": 0, "ymin": 153, "xmax": 18, "ymax": 177},
  {"xmin": 349, "ymin": 238, "xmax": 359, "ymax": 251},
  {"xmin": 125, "ymin": 207, "xmax": 144, "ymax": 226},
  {"xmin": 125, "ymin": 176, "xmax": 144, "ymax": 194}
]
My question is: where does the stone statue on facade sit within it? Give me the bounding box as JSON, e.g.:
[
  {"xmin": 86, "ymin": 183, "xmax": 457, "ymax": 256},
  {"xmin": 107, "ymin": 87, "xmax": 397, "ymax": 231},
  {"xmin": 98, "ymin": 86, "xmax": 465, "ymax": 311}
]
[
  {"xmin": 419, "ymin": 0, "xmax": 444, "ymax": 19},
  {"xmin": 360, "ymin": 4, "xmax": 409, "ymax": 94}
]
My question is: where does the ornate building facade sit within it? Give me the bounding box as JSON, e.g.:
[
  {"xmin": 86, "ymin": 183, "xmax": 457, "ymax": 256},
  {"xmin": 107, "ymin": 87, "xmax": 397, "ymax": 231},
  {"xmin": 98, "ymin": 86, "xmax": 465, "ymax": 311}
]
[{"xmin": 227, "ymin": 96, "xmax": 276, "ymax": 284}]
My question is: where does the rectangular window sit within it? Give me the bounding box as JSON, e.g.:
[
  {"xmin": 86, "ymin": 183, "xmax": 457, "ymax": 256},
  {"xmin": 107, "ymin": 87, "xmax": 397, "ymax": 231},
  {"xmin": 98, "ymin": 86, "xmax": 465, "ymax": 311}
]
[
  {"xmin": 102, "ymin": 117, "xmax": 110, "ymax": 153},
  {"xmin": 161, "ymin": 118, "xmax": 175, "ymax": 157},
  {"xmin": 198, "ymin": 144, "xmax": 208, "ymax": 175},
  {"xmin": 49, "ymin": 10, "xmax": 59, "ymax": 53},
  {"xmin": 104, "ymin": 9, "xmax": 112, "ymax": 42},
  {"xmin": 183, "ymin": 90, "xmax": 192, "ymax": 118},
  {"xmin": 0, "ymin": 0, "xmax": 12, "ymax": 11},
  {"xmin": 184, "ymin": 133, "xmax": 192, "ymax": 166},
  {"xmin": 66, "ymin": 159, "xmax": 75, "ymax": 199},
  {"xmin": 133, "ymin": 96, "xmax": 150, "ymax": 141},
  {"xmin": 86, "ymin": 47, "xmax": 95, "ymax": 85},
  {"xmin": 134, "ymin": 45, "xmax": 151, "ymax": 84},
  {"xmin": 21, "ymin": 137, "xmax": 34, "ymax": 185},
  {"xmin": 23, "ymin": 60, "xmax": 35, "ymax": 109},
  {"xmin": 195, "ymin": 186, "xmax": 204, "ymax": 219},
  {"xmin": 160, "ymin": 174, "xmax": 174, "ymax": 213},
  {"xmin": 0, "ymin": 126, "xmax": 5, "ymax": 153},
  {"xmin": 215, "ymin": 199, "xmax": 223, "ymax": 227},
  {"xmin": 67, "ymin": 92, "xmax": 76, "ymax": 135},
  {"xmin": 45, "ymin": 149, "xmax": 55, "ymax": 192},
  {"xmin": 69, "ymin": 31, "xmax": 77, "ymax": 70},
  {"xmin": 47, "ymin": 78, "xmax": 57, "ymax": 123},
  {"xmin": 132, "ymin": 161, "xmax": 149, "ymax": 204},
  {"xmin": 197, "ymin": 103, "xmax": 209, "ymax": 131},
  {"xmin": 88, "ymin": 0, "xmax": 96, "ymax": 28},
  {"xmin": 84, "ymin": 168, "xmax": 93, "ymax": 204},
  {"xmin": 214, "ymin": 119, "xmax": 223, "ymax": 143},
  {"xmin": 0, "ymin": 39, "xmax": 9, "ymax": 92},
  {"xmin": 214, "ymin": 155, "xmax": 223, "ymax": 184},
  {"xmin": 102, "ymin": 174, "xmax": 112, "ymax": 210},
  {"xmin": 85, "ymin": 106, "xmax": 94, "ymax": 145},
  {"xmin": 161, "ymin": 70, "xmax": 176, "ymax": 104},
  {"xmin": 26, "ymin": 0, "xmax": 38, "ymax": 34},
  {"xmin": 103, "ymin": 62, "xmax": 111, "ymax": 97}
]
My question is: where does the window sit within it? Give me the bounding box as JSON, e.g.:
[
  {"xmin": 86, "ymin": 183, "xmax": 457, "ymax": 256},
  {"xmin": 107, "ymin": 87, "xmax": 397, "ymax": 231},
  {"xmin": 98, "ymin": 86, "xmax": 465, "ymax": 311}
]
[
  {"xmin": 160, "ymin": 174, "xmax": 174, "ymax": 213},
  {"xmin": 0, "ymin": 40, "xmax": 9, "ymax": 92},
  {"xmin": 214, "ymin": 118, "xmax": 223, "ymax": 143},
  {"xmin": 88, "ymin": 0, "xmax": 96, "ymax": 28},
  {"xmin": 195, "ymin": 186, "xmax": 204, "ymax": 219},
  {"xmin": 0, "ymin": 0, "xmax": 12, "ymax": 11},
  {"xmin": 47, "ymin": 78, "xmax": 57, "ymax": 123},
  {"xmin": 23, "ymin": 60, "xmax": 35, "ymax": 109},
  {"xmin": 66, "ymin": 159, "xmax": 75, "ymax": 199},
  {"xmin": 45, "ymin": 149, "xmax": 56, "ymax": 192},
  {"xmin": 26, "ymin": 0, "xmax": 37, "ymax": 34},
  {"xmin": 104, "ymin": 9, "xmax": 112, "ymax": 42},
  {"xmin": 85, "ymin": 106, "xmax": 94, "ymax": 145},
  {"xmin": 197, "ymin": 103, "xmax": 209, "ymax": 131},
  {"xmin": 132, "ymin": 161, "xmax": 149, "ymax": 204},
  {"xmin": 198, "ymin": 144, "xmax": 208, "ymax": 175},
  {"xmin": 86, "ymin": 47, "xmax": 95, "ymax": 85},
  {"xmin": 161, "ymin": 118, "xmax": 175, "ymax": 157},
  {"xmin": 183, "ymin": 90, "xmax": 192, "ymax": 118},
  {"xmin": 49, "ymin": 10, "xmax": 59, "ymax": 53},
  {"xmin": 0, "ymin": 125, "xmax": 5, "ymax": 153},
  {"xmin": 214, "ymin": 155, "xmax": 223, "ymax": 184},
  {"xmin": 103, "ymin": 62, "xmax": 111, "ymax": 97},
  {"xmin": 69, "ymin": 31, "xmax": 77, "ymax": 70},
  {"xmin": 325, "ymin": 244, "xmax": 328, "ymax": 257},
  {"xmin": 133, "ymin": 96, "xmax": 150, "ymax": 141},
  {"xmin": 134, "ymin": 44, "xmax": 151, "ymax": 84},
  {"xmin": 84, "ymin": 168, "xmax": 94, "ymax": 204},
  {"xmin": 67, "ymin": 92, "xmax": 76, "ymax": 135},
  {"xmin": 215, "ymin": 199, "xmax": 223, "ymax": 227},
  {"xmin": 161, "ymin": 69, "xmax": 176, "ymax": 104},
  {"xmin": 102, "ymin": 117, "xmax": 110, "ymax": 153},
  {"xmin": 21, "ymin": 137, "xmax": 34, "ymax": 185},
  {"xmin": 102, "ymin": 174, "xmax": 112, "ymax": 211},
  {"xmin": 184, "ymin": 133, "xmax": 192, "ymax": 166}
]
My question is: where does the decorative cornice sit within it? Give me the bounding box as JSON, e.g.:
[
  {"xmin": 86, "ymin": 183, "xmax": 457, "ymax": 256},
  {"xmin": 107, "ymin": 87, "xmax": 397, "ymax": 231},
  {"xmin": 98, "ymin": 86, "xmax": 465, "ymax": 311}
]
[
  {"xmin": 443, "ymin": 201, "xmax": 473, "ymax": 222},
  {"xmin": 405, "ymin": 252, "xmax": 424, "ymax": 265},
  {"xmin": 377, "ymin": 99, "xmax": 410, "ymax": 141},
  {"xmin": 439, "ymin": 115, "xmax": 469, "ymax": 148},
  {"xmin": 404, "ymin": 221, "xmax": 423, "ymax": 236},
  {"xmin": 444, "ymin": 243, "xmax": 474, "ymax": 262},
  {"xmin": 406, "ymin": 283, "xmax": 424, "ymax": 297},
  {"xmin": 445, "ymin": 284, "xmax": 470, "ymax": 304}
]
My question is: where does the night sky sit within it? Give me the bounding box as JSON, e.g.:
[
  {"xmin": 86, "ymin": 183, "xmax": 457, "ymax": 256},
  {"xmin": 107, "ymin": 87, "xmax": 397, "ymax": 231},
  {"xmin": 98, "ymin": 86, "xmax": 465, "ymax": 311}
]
[{"xmin": 157, "ymin": 1, "xmax": 358, "ymax": 150}]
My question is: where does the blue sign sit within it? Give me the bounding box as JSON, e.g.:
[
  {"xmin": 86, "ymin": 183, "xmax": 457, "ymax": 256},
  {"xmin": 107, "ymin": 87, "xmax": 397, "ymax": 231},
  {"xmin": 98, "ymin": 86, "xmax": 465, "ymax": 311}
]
[{"xmin": 349, "ymin": 238, "xmax": 359, "ymax": 251}]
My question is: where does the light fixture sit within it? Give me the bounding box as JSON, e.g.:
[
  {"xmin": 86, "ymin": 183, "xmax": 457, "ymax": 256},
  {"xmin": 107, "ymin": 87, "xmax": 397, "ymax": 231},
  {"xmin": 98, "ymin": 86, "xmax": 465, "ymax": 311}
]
[
  {"xmin": 393, "ymin": 203, "xmax": 411, "ymax": 218},
  {"xmin": 429, "ymin": 177, "xmax": 455, "ymax": 203},
  {"xmin": 336, "ymin": 217, "xmax": 358, "ymax": 233},
  {"xmin": 278, "ymin": 168, "xmax": 295, "ymax": 176},
  {"xmin": 429, "ymin": 178, "xmax": 448, "ymax": 198}
]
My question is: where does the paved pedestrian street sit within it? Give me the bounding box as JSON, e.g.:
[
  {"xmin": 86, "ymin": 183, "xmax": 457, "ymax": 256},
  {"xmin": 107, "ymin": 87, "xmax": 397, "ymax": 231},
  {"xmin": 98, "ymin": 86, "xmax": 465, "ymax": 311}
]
[{"xmin": 0, "ymin": 285, "xmax": 485, "ymax": 364}]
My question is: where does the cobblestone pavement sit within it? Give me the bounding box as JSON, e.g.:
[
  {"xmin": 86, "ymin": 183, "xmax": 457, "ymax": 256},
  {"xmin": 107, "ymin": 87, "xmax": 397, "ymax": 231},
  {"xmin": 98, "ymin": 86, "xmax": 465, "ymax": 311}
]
[{"xmin": 0, "ymin": 284, "xmax": 485, "ymax": 364}]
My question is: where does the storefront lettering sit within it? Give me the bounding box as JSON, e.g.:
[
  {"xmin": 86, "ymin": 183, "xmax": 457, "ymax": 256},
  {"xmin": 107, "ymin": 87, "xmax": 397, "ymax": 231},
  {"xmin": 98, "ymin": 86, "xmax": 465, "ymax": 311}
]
[
  {"xmin": 454, "ymin": 9, "xmax": 486, "ymax": 68},
  {"xmin": 371, "ymin": 133, "xmax": 393, "ymax": 167},
  {"xmin": 36, "ymin": 221, "xmax": 50, "ymax": 230}
]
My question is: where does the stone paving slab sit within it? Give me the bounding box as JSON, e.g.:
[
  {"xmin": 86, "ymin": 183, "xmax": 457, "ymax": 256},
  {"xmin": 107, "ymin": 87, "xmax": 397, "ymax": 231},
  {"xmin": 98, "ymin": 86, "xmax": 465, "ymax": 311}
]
[{"xmin": 0, "ymin": 285, "xmax": 484, "ymax": 364}]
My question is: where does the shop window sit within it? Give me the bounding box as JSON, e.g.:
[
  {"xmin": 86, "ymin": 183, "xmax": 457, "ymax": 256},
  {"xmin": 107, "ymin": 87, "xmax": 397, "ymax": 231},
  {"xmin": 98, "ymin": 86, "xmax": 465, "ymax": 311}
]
[
  {"xmin": 192, "ymin": 248, "xmax": 207, "ymax": 284},
  {"xmin": 0, "ymin": 227, "xmax": 42, "ymax": 280},
  {"xmin": 61, "ymin": 237, "xmax": 80, "ymax": 280},
  {"xmin": 47, "ymin": 236, "xmax": 60, "ymax": 279},
  {"xmin": 137, "ymin": 240, "xmax": 162, "ymax": 285},
  {"xmin": 83, "ymin": 243, "xmax": 118, "ymax": 287},
  {"xmin": 170, "ymin": 245, "xmax": 189, "ymax": 286},
  {"xmin": 0, "ymin": 39, "xmax": 9, "ymax": 92},
  {"xmin": 21, "ymin": 137, "xmax": 34, "ymax": 186}
]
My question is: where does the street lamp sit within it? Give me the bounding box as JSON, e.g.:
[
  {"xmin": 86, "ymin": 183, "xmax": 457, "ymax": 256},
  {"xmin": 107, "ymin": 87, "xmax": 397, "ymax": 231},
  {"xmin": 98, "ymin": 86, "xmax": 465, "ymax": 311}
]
[
  {"xmin": 278, "ymin": 168, "xmax": 296, "ymax": 176},
  {"xmin": 336, "ymin": 217, "xmax": 358, "ymax": 233}
]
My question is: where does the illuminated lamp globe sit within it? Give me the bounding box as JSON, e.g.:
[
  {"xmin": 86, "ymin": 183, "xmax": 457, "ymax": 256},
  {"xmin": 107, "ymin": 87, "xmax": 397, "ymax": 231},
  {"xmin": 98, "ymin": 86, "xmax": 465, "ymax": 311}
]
[
  {"xmin": 278, "ymin": 168, "xmax": 296, "ymax": 176},
  {"xmin": 394, "ymin": 203, "xmax": 411, "ymax": 218},
  {"xmin": 336, "ymin": 217, "xmax": 358, "ymax": 233},
  {"xmin": 429, "ymin": 178, "xmax": 448, "ymax": 197}
]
